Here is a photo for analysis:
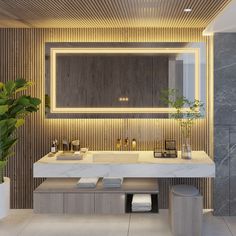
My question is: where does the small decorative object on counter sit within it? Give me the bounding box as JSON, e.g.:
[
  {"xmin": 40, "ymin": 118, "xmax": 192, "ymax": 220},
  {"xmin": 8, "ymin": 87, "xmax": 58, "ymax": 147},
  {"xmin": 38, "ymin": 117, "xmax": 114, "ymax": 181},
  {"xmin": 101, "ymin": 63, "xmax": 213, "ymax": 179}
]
[
  {"xmin": 71, "ymin": 140, "xmax": 80, "ymax": 151},
  {"xmin": 131, "ymin": 139, "xmax": 137, "ymax": 149},
  {"xmin": 116, "ymin": 138, "xmax": 122, "ymax": 149},
  {"xmin": 154, "ymin": 139, "xmax": 177, "ymax": 158},
  {"xmin": 50, "ymin": 139, "xmax": 58, "ymax": 153},
  {"xmin": 154, "ymin": 149, "xmax": 177, "ymax": 158},
  {"xmin": 124, "ymin": 137, "xmax": 129, "ymax": 148},
  {"xmin": 51, "ymin": 141, "xmax": 57, "ymax": 154},
  {"xmin": 62, "ymin": 139, "xmax": 70, "ymax": 151},
  {"xmin": 164, "ymin": 150, "xmax": 177, "ymax": 158},
  {"xmin": 165, "ymin": 139, "xmax": 176, "ymax": 150},
  {"xmin": 80, "ymin": 147, "xmax": 89, "ymax": 153},
  {"xmin": 154, "ymin": 149, "xmax": 162, "ymax": 158}
]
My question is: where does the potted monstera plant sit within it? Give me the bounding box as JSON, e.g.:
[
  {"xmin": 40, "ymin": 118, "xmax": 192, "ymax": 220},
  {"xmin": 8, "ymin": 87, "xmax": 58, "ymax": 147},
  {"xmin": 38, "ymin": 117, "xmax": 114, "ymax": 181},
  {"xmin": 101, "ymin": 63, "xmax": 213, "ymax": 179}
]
[{"xmin": 0, "ymin": 79, "xmax": 41, "ymax": 219}]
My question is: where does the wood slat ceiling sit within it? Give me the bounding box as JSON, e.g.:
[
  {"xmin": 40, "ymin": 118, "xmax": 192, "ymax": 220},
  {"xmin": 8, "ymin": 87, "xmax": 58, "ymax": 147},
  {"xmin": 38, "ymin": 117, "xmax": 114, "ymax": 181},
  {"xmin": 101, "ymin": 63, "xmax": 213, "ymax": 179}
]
[{"xmin": 0, "ymin": 0, "xmax": 232, "ymax": 28}]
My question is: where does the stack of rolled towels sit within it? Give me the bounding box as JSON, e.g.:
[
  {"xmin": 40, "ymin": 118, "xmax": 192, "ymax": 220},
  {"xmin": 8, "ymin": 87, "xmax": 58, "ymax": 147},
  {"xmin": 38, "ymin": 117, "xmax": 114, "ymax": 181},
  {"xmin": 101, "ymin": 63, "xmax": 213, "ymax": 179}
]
[
  {"xmin": 77, "ymin": 177, "xmax": 99, "ymax": 188},
  {"xmin": 132, "ymin": 194, "xmax": 152, "ymax": 212},
  {"xmin": 102, "ymin": 177, "xmax": 123, "ymax": 188}
]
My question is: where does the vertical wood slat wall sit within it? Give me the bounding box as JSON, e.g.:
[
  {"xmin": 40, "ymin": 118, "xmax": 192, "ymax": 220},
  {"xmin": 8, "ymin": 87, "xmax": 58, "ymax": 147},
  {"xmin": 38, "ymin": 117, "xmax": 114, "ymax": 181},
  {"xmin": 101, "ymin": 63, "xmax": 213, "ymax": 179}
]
[{"xmin": 0, "ymin": 28, "xmax": 212, "ymax": 209}]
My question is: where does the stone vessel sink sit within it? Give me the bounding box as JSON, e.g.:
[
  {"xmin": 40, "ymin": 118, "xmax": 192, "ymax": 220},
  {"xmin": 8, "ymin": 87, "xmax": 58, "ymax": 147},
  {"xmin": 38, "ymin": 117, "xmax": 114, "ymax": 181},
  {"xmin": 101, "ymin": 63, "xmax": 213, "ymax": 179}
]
[{"xmin": 92, "ymin": 151, "xmax": 139, "ymax": 163}]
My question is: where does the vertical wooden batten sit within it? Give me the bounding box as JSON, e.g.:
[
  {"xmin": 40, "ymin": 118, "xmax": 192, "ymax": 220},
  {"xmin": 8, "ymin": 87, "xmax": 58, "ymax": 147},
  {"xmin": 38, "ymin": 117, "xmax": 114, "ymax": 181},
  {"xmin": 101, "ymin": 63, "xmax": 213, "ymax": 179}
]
[{"xmin": 0, "ymin": 28, "xmax": 213, "ymax": 209}]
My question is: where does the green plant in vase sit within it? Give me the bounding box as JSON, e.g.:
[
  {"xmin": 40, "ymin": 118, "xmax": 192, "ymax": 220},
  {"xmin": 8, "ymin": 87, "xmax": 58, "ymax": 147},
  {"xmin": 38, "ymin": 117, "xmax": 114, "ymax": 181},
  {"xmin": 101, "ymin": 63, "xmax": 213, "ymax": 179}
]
[
  {"xmin": 0, "ymin": 79, "xmax": 41, "ymax": 183},
  {"xmin": 162, "ymin": 89, "xmax": 204, "ymax": 159}
]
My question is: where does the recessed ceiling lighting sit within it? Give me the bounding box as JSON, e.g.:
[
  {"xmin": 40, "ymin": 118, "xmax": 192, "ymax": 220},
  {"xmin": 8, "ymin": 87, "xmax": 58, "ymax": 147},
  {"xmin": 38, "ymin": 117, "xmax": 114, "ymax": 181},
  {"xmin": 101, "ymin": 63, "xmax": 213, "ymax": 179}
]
[{"xmin": 184, "ymin": 8, "xmax": 192, "ymax": 12}]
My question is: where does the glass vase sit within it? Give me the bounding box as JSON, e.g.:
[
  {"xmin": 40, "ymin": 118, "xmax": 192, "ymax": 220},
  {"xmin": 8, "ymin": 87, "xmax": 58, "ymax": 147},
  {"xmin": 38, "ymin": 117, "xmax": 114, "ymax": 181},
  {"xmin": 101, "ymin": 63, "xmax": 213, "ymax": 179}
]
[{"xmin": 181, "ymin": 137, "xmax": 192, "ymax": 159}]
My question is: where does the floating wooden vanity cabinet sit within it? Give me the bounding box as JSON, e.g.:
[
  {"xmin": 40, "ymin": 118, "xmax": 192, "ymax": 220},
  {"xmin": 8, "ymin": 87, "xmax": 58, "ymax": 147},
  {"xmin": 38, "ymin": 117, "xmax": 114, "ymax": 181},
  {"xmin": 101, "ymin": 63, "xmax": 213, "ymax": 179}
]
[{"xmin": 33, "ymin": 178, "xmax": 159, "ymax": 214}]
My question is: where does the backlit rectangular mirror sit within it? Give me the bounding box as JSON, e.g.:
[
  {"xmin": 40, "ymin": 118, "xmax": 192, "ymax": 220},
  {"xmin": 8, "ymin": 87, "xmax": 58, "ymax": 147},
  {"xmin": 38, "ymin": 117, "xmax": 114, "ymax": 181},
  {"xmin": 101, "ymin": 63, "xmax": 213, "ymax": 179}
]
[{"xmin": 45, "ymin": 43, "xmax": 206, "ymax": 118}]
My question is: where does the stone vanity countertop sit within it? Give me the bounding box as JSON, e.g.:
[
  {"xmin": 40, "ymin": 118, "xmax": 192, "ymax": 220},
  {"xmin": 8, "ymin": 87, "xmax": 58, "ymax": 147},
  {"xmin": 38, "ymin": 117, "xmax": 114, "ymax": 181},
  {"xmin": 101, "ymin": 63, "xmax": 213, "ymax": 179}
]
[{"xmin": 33, "ymin": 151, "xmax": 215, "ymax": 178}]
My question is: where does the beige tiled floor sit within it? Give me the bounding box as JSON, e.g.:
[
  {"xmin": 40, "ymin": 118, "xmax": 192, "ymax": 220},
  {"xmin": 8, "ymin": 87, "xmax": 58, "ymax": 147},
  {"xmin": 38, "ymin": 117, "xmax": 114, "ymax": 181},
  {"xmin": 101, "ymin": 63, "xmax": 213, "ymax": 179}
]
[{"xmin": 0, "ymin": 210, "xmax": 235, "ymax": 236}]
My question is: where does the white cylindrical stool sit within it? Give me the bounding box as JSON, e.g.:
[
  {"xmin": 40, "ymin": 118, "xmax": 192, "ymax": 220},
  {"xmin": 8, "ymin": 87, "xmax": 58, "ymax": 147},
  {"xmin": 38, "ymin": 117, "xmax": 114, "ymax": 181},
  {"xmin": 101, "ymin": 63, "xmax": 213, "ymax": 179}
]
[{"xmin": 169, "ymin": 185, "xmax": 203, "ymax": 236}]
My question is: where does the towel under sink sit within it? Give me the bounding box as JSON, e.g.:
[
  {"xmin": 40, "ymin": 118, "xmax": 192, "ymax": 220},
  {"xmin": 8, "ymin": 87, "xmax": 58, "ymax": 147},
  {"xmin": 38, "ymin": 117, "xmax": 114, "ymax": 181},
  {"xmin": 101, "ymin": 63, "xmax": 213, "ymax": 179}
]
[{"xmin": 92, "ymin": 151, "xmax": 139, "ymax": 163}]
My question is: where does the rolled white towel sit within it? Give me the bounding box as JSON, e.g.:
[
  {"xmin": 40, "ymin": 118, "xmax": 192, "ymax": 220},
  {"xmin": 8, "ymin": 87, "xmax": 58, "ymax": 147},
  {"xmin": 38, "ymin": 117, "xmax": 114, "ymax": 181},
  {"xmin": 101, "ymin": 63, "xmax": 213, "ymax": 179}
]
[
  {"xmin": 132, "ymin": 206, "xmax": 152, "ymax": 212},
  {"xmin": 132, "ymin": 194, "xmax": 152, "ymax": 207},
  {"xmin": 77, "ymin": 177, "xmax": 99, "ymax": 188}
]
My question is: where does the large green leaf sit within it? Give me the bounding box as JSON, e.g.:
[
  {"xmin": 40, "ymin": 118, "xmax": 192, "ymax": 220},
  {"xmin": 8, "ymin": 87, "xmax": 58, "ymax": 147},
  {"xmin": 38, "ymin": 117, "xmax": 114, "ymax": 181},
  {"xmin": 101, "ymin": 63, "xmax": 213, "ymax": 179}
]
[
  {"xmin": 15, "ymin": 79, "xmax": 32, "ymax": 93},
  {"xmin": 0, "ymin": 82, "xmax": 4, "ymax": 90},
  {"xmin": 0, "ymin": 138, "xmax": 17, "ymax": 151},
  {"xmin": 5, "ymin": 80, "xmax": 15, "ymax": 95},
  {"xmin": 0, "ymin": 105, "xmax": 8, "ymax": 115},
  {"xmin": 15, "ymin": 78, "xmax": 27, "ymax": 88},
  {"xmin": 0, "ymin": 161, "xmax": 7, "ymax": 169},
  {"xmin": 30, "ymin": 97, "xmax": 41, "ymax": 106},
  {"xmin": 9, "ymin": 104, "xmax": 24, "ymax": 116},
  {"xmin": 0, "ymin": 123, "xmax": 7, "ymax": 136},
  {"xmin": 16, "ymin": 118, "xmax": 25, "ymax": 128},
  {"xmin": 0, "ymin": 98, "xmax": 7, "ymax": 105},
  {"xmin": 17, "ymin": 96, "xmax": 30, "ymax": 106},
  {"xmin": 0, "ymin": 149, "xmax": 14, "ymax": 162},
  {"xmin": 0, "ymin": 119, "xmax": 16, "ymax": 138}
]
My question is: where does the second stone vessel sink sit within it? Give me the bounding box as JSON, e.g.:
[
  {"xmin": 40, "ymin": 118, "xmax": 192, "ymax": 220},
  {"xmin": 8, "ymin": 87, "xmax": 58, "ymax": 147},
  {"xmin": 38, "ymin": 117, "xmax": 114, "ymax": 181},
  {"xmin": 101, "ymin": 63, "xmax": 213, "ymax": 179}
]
[{"xmin": 92, "ymin": 151, "xmax": 139, "ymax": 163}]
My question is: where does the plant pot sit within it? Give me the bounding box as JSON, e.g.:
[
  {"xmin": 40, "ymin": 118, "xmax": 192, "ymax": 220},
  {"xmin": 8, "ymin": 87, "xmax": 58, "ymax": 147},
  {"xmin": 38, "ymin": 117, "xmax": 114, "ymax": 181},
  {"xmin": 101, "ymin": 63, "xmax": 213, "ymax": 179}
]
[{"xmin": 0, "ymin": 177, "xmax": 10, "ymax": 219}]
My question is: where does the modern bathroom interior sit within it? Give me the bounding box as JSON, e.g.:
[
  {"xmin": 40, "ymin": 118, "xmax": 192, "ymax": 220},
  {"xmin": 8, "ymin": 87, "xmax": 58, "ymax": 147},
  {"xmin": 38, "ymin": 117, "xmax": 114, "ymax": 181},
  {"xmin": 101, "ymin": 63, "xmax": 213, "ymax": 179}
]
[{"xmin": 0, "ymin": 0, "xmax": 236, "ymax": 236}]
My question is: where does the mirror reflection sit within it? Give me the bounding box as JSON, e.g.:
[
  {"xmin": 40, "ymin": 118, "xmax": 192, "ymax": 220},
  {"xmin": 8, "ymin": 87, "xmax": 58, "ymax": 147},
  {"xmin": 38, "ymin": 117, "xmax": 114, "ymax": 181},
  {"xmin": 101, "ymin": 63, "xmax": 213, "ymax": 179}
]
[{"xmin": 45, "ymin": 43, "xmax": 206, "ymax": 118}]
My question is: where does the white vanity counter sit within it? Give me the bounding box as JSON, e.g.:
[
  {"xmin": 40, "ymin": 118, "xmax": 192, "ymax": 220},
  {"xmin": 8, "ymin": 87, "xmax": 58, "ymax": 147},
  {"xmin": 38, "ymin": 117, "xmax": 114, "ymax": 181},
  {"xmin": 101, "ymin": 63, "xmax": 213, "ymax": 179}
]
[{"xmin": 34, "ymin": 151, "xmax": 215, "ymax": 178}]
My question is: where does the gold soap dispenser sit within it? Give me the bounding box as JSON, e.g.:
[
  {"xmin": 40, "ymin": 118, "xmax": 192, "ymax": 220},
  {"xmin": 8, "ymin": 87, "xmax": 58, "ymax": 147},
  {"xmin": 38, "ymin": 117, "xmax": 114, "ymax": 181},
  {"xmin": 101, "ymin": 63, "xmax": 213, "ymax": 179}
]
[
  {"xmin": 116, "ymin": 138, "xmax": 122, "ymax": 149},
  {"xmin": 131, "ymin": 138, "xmax": 137, "ymax": 150}
]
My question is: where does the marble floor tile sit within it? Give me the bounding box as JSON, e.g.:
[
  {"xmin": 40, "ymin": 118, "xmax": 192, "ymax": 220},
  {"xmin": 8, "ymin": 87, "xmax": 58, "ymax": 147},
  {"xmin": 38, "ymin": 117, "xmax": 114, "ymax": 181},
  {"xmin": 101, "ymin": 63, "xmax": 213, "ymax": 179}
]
[
  {"xmin": 0, "ymin": 209, "xmax": 33, "ymax": 236},
  {"xmin": 1, "ymin": 210, "xmax": 236, "ymax": 236},
  {"xmin": 202, "ymin": 211, "xmax": 232, "ymax": 236},
  {"xmin": 19, "ymin": 213, "xmax": 130, "ymax": 236},
  {"xmin": 129, "ymin": 210, "xmax": 172, "ymax": 236},
  {"xmin": 224, "ymin": 216, "xmax": 236, "ymax": 236}
]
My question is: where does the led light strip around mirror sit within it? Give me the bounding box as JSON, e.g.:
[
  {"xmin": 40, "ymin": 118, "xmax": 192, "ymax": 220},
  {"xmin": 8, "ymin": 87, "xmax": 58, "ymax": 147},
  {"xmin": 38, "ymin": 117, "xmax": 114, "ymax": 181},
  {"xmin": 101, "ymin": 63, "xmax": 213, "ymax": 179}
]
[{"xmin": 50, "ymin": 48, "xmax": 200, "ymax": 114}]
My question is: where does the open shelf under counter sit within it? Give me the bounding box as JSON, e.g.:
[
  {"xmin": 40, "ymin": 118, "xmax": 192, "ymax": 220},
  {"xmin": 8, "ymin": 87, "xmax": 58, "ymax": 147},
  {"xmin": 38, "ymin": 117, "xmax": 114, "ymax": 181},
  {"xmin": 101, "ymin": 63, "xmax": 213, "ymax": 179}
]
[{"xmin": 33, "ymin": 178, "xmax": 159, "ymax": 214}]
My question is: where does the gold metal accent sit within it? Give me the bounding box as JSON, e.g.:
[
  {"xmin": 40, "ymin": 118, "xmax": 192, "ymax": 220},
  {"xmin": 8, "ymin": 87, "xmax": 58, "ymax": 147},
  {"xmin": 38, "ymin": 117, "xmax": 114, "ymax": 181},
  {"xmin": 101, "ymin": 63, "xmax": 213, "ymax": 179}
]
[
  {"xmin": 124, "ymin": 137, "xmax": 129, "ymax": 148},
  {"xmin": 116, "ymin": 138, "xmax": 122, "ymax": 149},
  {"xmin": 131, "ymin": 139, "xmax": 137, "ymax": 149}
]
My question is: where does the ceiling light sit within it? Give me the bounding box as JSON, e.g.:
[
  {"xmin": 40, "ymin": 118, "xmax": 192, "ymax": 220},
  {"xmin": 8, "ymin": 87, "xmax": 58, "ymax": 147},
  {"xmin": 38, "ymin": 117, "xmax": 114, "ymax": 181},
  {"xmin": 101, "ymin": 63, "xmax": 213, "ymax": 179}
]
[{"xmin": 184, "ymin": 8, "xmax": 192, "ymax": 12}]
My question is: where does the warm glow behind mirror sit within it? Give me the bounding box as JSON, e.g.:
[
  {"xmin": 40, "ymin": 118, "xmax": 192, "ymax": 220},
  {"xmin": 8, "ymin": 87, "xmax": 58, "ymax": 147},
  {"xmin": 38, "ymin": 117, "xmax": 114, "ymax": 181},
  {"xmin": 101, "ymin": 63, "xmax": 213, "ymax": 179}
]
[{"xmin": 45, "ymin": 43, "xmax": 206, "ymax": 118}]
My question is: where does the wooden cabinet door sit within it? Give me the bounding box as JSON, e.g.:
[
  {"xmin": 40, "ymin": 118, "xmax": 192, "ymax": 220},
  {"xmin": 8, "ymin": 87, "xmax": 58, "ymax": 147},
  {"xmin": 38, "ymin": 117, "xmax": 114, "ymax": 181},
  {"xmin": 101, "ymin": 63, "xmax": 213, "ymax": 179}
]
[
  {"xmin": 95, "ymin": 193, "xmax": 125, "ymax": 214},
  {"xmin": 64, "ymin": 193, "xmax": 95, "ymax": 214},
  {"xmin": 33, "ymin": 193, "xmax": 64, "ymax": 214}
]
